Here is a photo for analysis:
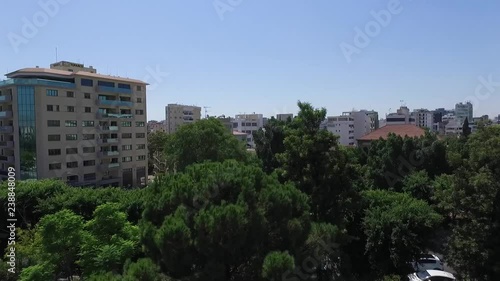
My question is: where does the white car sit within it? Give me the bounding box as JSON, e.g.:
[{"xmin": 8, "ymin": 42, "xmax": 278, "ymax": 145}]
[
  {"xmin": 410, "ymin": 254, "xmax": 444, "ymax": 271},
  {"xmin": 407, "ymin": 270, "xmax": 456, "ymax": 281}
]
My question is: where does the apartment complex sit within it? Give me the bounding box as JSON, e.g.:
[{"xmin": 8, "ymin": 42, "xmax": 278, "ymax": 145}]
[
  {"xmin": 0, "ymin": 61, "xmax": 148, "ymax": 187},
  {"xmin": 455, "ymin": 102, "xmax": 473, "ymax": 125},
  {"xmin": 147, "ymin": 120, "xmax": 166, "ymax": 133},
  {"xmin": 322, "ymin": 110, "xmax": 375, "ymax": 146},
  {"xmin": 276, "ymin": 113, "xmax": 294, "ymax": 122},
  {"xmin": 165, "ymin": 104, "xmax": 201, "ymax": 134}
]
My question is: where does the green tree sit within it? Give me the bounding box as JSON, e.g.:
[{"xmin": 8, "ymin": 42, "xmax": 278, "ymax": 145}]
[
  {"xmin": 253, "ymin": 117, "xmax": 290, "ymax": 174},
  {"xmin": 262, "ymin": 251, "xmax": 295, "ymax": 281},
  {"xmin": 141, "ymin": 160, "xmax": 311, "ymax": 280},
  {"xmin": 148, "ymin": 130, "xmax": 169, "ymax": 175},
  {"xmin": 402, "ymin": 170, "xmax": 433, "ymax": 202},
  {"xmin": 163, "ymin": 118, "xmax": 251, "ymax": 173}
]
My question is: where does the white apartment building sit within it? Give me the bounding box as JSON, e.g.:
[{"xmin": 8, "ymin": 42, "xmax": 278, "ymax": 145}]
[
  {"xmin": 232, "ymin": 113, "xmax": 264, "ymax": 148},
  {"xmin": 323, "ymin": 115, "xmax": 356, "ymax": 146},
  {"xmin": 455, "ymin": 102, "xmax": 473, "ymax": 125},
  {"xmin": 385, "ymin": 106, "xmax": 415, "ymax": 125},
  {"xmin": 413, "ymin": 109, "xmax": 435, "ymax": 131}
]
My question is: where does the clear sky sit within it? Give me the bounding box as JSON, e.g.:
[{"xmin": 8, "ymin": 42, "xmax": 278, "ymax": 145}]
[{"xmin": 2, "ymin": 0, "xmax": 500, "ymax": 121}]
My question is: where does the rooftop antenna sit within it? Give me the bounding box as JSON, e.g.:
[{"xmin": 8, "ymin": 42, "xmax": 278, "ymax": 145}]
[
  {"xmin": 203, "ymin": 106, "xmax": 211, "ymax": 118},
  {"xmin": 55, "ymin": 47, "xmax": 58, "ymax": 62}
]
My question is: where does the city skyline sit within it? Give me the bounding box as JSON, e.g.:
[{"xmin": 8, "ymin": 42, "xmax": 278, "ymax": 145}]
[{"xmin": 3, "ymin": 1, "xmax": 500, "ymax": 121}]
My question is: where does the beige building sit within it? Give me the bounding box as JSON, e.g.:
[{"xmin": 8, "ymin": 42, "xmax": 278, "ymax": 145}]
[
  {"xmin": 165, "ymin": 104, "xmax": 201, "ymax": 134},
  {"xmin": 0, "ymin": 61, "xmax": 148, "ymax": 187}
]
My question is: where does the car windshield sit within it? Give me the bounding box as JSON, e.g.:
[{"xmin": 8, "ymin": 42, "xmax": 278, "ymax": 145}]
[
  {"xmin": 418, "ymin": 260, "xmax": 437, "ymax": 264},
  {"xmin": 416, "ymin": 271, "xmax": 431, "ymax": 279}
]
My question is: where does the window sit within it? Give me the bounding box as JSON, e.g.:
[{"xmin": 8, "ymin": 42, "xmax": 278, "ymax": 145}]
[
  {"xmin": 46, "ymin": 89, "xmax": 58, "ymax": 96},
  {"xmin": 83, "ymin": 134, "xmax": 95, "ymax": 140},
  {"xmin": 47, "ymin": 105, "xmax": 53, "ymax": 111},
  {"xmin": 137, "ymin": 98, "xmax": 142, "ymax": 103},
  {"xmin": 137, "ymin": 155, "xmax": 146, "ymax": 161},
  {"xmin": 48, "ymin": 135, "xmax": 60, "ymax": 141},
  {"xmin": 118, "ymin": 83, "xmax": 131, "ymax": 89},
  {"xmin": 67, "ymin": 175, "xmax": 78, "ymax": 182},
  {"xmin": 137, "ymin": 144, "xmax": 145, "ymax": 150},
  {"xmin": 48, "ymin": 149, "xmax": 61, "ymax": 156},
  {"xmin": 82, "ymin": 121, "xmax": 94, "ymax": 127},
  {"xmin": 84, "ymin": 107, "xmax": 92, "ymax": 113},
  {"xmin": 122, "ymin": 145, "xmax": 132, "ymax": 151},
  {"xmin": 84, "ymin": 93, "xmax": 91, "ymax": 99},
  {"xmin": 98, "ymin": 81, "xmax": 115, "ymax": 87},
  {"xmin": 49, "ymin": 163, "xmax": 61, "ymax": 170},
  {"xmin": 47, "ymin": 120, "xmax": 60, "ymax": 127},
  {"xmin": 135, "ymin": 110, "xmax": 144, "ymax": 115},
  {"xmin": 81, "ymin": 79, "xmax": 93, "ymax": 87},
  {"xmin": 66, "ymin": 134, "xmax": 77, "ymax": 141},
  {"xmin": 83, "ymin": 147, "xmax": 95, "ymax": 153},
  {"xmin": 122, "ymin": 121, "xmax": 132, "ymax": 127},
  {"xmin": 136, "ymin": 133, "xmax": 145, "ymax": 138},
  {"xmin": 83, "ymin": 160, "xmax": 96, "ymax": 167},
  {"xmin": 65, "ymin": 120, "xmax": 77, "ymax": 127},
  {"xmin": 67, "ymin": 161, "xmax": 78, "ymax": 168},
  {"xmin": 136, "ymin": 85, "xmax": 142, "ymax": 91},
  {"xmin": 84, "ymin": 173, "xmax": 96, "ymax": 181},
  {"xmin": 66, "ymin": 91, "xmax": 74, "ymax": 98},
  {"xmin": 122, "ymin": 156, "xmax": 132, "ymax": 162},
  {"xmin": 136, "ymin": 121, "xmax": 145, "ymax": 127},
  {"xmin": 67, "ymin": 106, "xmax": 75, "ymax": 112},
  {"xmin": 122, "ymin": 133, "xmax": 132, "ymax": 139},
  {"xmin": 251, "ymin": 122, "xmax": 257, "ymax": 126},
  {"xmin": 66, "ymin": 148, "xmax": 78, "ymax": 154}
]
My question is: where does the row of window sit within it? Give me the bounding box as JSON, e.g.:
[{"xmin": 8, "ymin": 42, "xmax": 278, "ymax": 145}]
[
  {"xmin": 81, "ymin": 79, "xmax": 142, "ymax": 91},
  {"xmin": 234, "ymin": 122, "xmax": 259, "ymax": 128},
  {"xmin": 46, "ymin": 89, "xmax": 143, "ymax": 103},
  {"xmin": 47, "ymin": 120, "xmax": 145, "ymax": 127},
  {"xmin": 49, "ymin": 156, "xmax": 146, "ymax": 170},
  {"xmin": 47, "ymin": 133, "xmax": 146, "ymax": 141}
]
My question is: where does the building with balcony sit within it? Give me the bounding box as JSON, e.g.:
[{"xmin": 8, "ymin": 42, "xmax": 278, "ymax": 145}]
[
  {"xmin": 0, "ymin": 61, "xmax": 148, "ymax": 187},
  {"xmin": 147, "ymin": 120, "xmax": 166, "ymax": 133},
  {"xmin": 165, "ymin": 104, "xmax": 201, "ymax": 134},
  {"xmin": 455, "ymin": 102, "xmax": 473, "ymax": 125},
  {"xmin": 232, "ymin": 113, "xmax": 264, "ymax": 148}
]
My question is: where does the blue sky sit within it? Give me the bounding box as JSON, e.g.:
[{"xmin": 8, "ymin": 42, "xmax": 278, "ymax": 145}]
[{"xmin": 1, "ymin": 0, "xmax": 500, "ymax": 121}]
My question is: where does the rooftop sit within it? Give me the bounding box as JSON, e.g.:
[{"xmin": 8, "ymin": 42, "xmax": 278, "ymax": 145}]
[{"xmin": 358, "ymin": 124, "xmax": 426, "ymax": 141}]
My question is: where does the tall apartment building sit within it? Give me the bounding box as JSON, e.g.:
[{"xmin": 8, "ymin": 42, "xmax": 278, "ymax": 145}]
[
  {"xmin": 455, "ymin": 102, "xmax": 473, "ymax": 125},
  {"xmin": 0, "ymin": 61, "xmax": 148, "ymax": 187},
  {"xmin": 323, "ymin": 110, "xmax": 374, "ymax": 146},
  {"xmin": 232, "ymin": 113, "xmax": 264, "ymax": 148},
  {"xmin": 165, "ymin": 104, "xmax": 201, "ymax": 134},
  {"xmin": 413, "ymin": 109, "xmax": 435, "ymax": 130}
]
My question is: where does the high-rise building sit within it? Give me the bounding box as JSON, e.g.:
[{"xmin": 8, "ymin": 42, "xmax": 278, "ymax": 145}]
[
  {"xmin": 0, "ymin": 61, "xmax": 148, "ymax": 187},
  {"xmin": 164, "ymin": 104, "xmax": 201, "ymax": 134},
  {"xmin": 233, "ymin": 113, "xmax": 264, "ymax": 148},
  {"xmin": 322, "ymin": 110, "xmax": 378, "ymax": 146},
  {"xmin": 455, "ymin": 102, "xmax": 473, "ymax": 125},
  {"xmin": 413, "ymin": 109, "xmax": 434, "ymax": 130}
]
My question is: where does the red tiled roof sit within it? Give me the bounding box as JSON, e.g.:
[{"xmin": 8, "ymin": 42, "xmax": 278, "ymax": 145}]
[{"xmin": 358, "ymin": 124, "xmax": 426, "ymax": 141}]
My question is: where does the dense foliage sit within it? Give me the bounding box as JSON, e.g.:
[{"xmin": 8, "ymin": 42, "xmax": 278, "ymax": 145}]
[{"xmin": 2, "ymin": 102, "xmax": 499, "ymax": 280}]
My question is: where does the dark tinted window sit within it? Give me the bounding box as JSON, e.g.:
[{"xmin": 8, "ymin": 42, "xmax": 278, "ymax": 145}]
[
  {"xmin": 98, "ymin": 80, "xmax": 115, "ymax": 87},
  {"xmin": 118, "ymin": 83, "xmax": 131, "ymax": 89},
  {"xmin": 81, "ymin": 79, "xmax": 93, "ymax": 86}
]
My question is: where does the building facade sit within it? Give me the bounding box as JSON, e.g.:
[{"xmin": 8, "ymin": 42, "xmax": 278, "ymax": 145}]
[
  {"xmin": 413, "ymin": 109, "xmax": 435, "ymax": 130},
  {"xmin": 232, "ymin": 113, "xmax": 264, "ymax": 148},
  {"xmin": 323, "ymin": 115, "xmax": 356, "ymax": 146},
  {"xmin": 276, "ymin": 113, "xmax": 293, "ymax": 122},
  {"xmin": 147, "ymin": 120, "xmax": 166, "ymax": 133},
  {"xmin": 165, "ymin": 104, "xmax": 201, "ymax": 134},
  {"xmin": 455, "ymin": 102, "xmax": 473, "ymax": 125},
  {"xmin": 0, "ymin": 61, "xmax": 148, "ymax": 187}
]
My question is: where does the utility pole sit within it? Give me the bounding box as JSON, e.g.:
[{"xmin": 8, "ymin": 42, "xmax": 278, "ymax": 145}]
[{"xmin": 204, "ymin": 106, "xmax": 211, "ymax": 118}]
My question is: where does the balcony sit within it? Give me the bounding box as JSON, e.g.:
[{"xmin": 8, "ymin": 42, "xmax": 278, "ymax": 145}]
[
  {"xmin": 0, "ymin": 78, "xmax": 75, "ymax": 89},
  {"xmin": 0, "ymin": 155, "xmax": 14, "ymax": 163},
  {"xmin": 0, "ymin": 95, "xmax": 11, "ymax": 103},
  {"xmin": 98, "ymin": 151, "xmax": 120, "ymax": 157},
  {"xmin": 96, "ymin": 112, "xmax": 133, "ymax": 119},
  {"xmin": 96, "ymin": 99, "xmax": 133, "ymax": 107},
  {"xmin": 0, "ymin": 126, "xmax": 13, "ymax": 133},
  {"xmin": 97, "ymin": 86, "xmax": 132, "ymax": 94},
  {"xmin": 99, "ymin": 163, "xmax": 120, "ymax": 170},
  {"xmin": 97, "ymin": 125, "xmax": 119, "ymax": 132},
  {"xmin": 0, "ymin": 141, "xmax": 14, "ymax": 148},
  {"xmin": 97, "ymin": 138, "xmax": 119, "ymax": 144},
  {"xmin": 0, "ymin": 111, "xmax": 12, "ymax": 118}
]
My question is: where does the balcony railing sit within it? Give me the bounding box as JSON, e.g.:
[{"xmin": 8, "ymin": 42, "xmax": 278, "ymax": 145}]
[
  {"xmin": 0, "ymin": 141, "xmax": 14, "ymax": 148},
  {"xmin": 96, "ymin": 99, "xmax": 133, "ymax": 107},
  {"xmin": 97, "ymin": 125, "xmax": 119, "ymax": 131},
  {"xmin": 0, "ymin": 126, "xmax": 13, "ymax": 133},
  {"xmin": 0, "ymin": 111, "xmax": 13, "ymax": 118},
  {"xmin": 0, "ymin": 78, "xmax": 76, "ymax": 89},
  {"xmin": 100, "ymin": 177, "xmax": 121, "ymax": 185},
  {"xmin": 99, "ymin": 163, "xmax": 120, "ymax": 170},
  {"xmin": 97, "ymin": 86, "xmax": 132, "ymax": 94},
  {"xmin": 0, "ymin": 95, "xmax": 11, "ymax": 103},
  {"xmin": 97, "ymin": 138, "xmax": 119, "ymax": 144},
  {"xmin": 98, "ymin": 151, "xmax": 120, "ymax": 157},
  {"xmin": 96, "ymin": 112, "xmax": 133, "ymax": 119}
]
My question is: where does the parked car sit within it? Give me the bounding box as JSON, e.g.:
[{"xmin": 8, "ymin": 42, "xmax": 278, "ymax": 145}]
[
  {"xmin": 407, "ymin": 269, "xmax": 456, "ymax": 281},
  {"xmin": 410, "ymin": 254, "xmax": 444, "ymax": 271}
]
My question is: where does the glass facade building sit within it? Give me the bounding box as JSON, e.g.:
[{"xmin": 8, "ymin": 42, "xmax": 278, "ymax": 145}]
[{"xmin": 17, "ymin": 86, "xmax": 37, "ymax": 179}]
